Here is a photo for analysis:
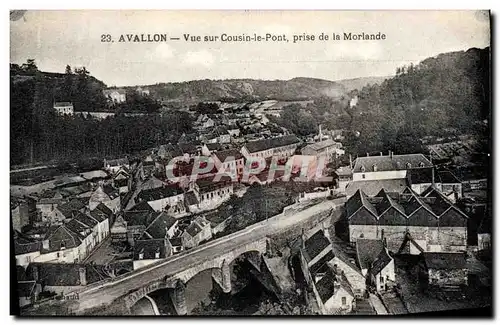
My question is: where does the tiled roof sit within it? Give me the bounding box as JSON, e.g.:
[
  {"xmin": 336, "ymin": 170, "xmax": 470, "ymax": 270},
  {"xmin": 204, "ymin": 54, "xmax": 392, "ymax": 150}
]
[
  {"xmin": 346, "ymin": 178, "xmax": 408, "ymax": 197},
  {"xmin": 374, "ymin": 189, "xmax": 405, "ymax": 216},
  {"xmin": 143, "ymin": 212, "xmax": 178, "ymax": 239},
  {"xmin": 133, "ymin": 239, "xmax": 168, "ymax": 260},
  {"xmin": 244, "ymin": 134, "xmax": 300, "ymax": 153},
  {"xmin": 128, "ymin": 200, "xmax": 154, "ymax": 212},
  {"xmin": 304, "ymin": 230, "xmax": 331, "ymax": 263},
  {"xmin": 137, "ymin": 185, "xmax": 183, "ymax": 202},
  {"xmin": 346, "ymin": 190, "xmax": 378, "ymax": 218},
  {"xmin": 14, "ymin": 238, "xmax": 42, "ymax": 255},
  {"xmin": 352, "ymin": 153, "xmax": 432, "ymax": 173},
  {"xmin": 356, "ymin": 238, "xmax": 384, "ymax": 270},
  {"xmin": 302, "ymin": 139, "xmax": 340, "ymax": 152},
  {"xmin": 184, "ymin": 191, "xmax": 199, "ymax": 206},
  {"xmin": 315, "ymin": 269, "xmax": 336, "ymax": 303},
  {"xmin": 73, "ymin": 211, "xmax": 98, "ymax": 227},
  {"xmin": 54, "ymin": 102, "xmax": 73, "ymax": 107},
  {"xmin": 370, "ymin": 248, "xmax": 392, "ymax": 275},
  {"xmin": 43, "ymin": 225, "xmax": 82, "ymax": 253},
  {"xmin": 215, "ymin": 149, "xmax": 243, "ymax": 162},
  {"xmin": 26, "ymin": 263, "xmax": 111, "ymax": 286},
  {"xmin": 422, "ymin": 252, "xmax": 467, "ymax": 270}
]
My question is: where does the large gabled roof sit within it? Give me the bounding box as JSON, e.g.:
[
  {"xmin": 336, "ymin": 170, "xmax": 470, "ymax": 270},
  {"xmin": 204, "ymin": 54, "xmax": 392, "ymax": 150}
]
[
  {"xmin": 346, "ymin": 189, "xmax": 378, "ymax": 218},
  {"xmin": 352, "ymin": 153, "xmax": 432, "ymax": 173}
]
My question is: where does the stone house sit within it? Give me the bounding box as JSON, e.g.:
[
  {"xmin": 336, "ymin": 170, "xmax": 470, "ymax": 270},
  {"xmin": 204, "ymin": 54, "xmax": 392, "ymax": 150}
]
[
  {"xmin": 89, "ymin": 185, "xmax": 121, "ymax": 213},
  {"xmin": 181, "ymin": 216, "xmax": 212, "ymax": 249},
  {"xmin": 416, "ymin": 252, "xmax": 468, "ymax": 290},
  {"xmin": 133, "ymin": 238, "xmax": 173, "ymax": 270},
  {"xmin": 356, "ymin": 238, "xmax": 395, "ymax": 292},
  {"xmin": 351, "ymin": 152, "xmax": 432, "ymax": 182},
  {"xmin": 346, "ymin": 187, "xmax": 468, "ymax": 254},
  {"xmin": 241, "ymin": 134, "xmax": 300, "ymax": 160}
]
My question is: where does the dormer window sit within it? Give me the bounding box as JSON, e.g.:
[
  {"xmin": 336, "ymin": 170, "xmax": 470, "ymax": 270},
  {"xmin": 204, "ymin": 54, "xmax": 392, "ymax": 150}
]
[
  {"xmin": 396, "ymin": 162, "xmax": 401, "ymax": 169},
  {"xmin": 406, "ymin": 162, "xmax": 412, "ymax": 169},
  {"xmin": 360, "ymin": 165, "xmax": 366, "ymax": 172},
  {"xmin": 155, "ymin": 251, "xmax": 160, "ymax": 259},
  {"xmin": 138, "ymin": 252, "xmax": 144, "ymax": 260},
  {"xmin": 60, "ymin": 241, "xmax": 66, "ymax": 251},
  {"xmin": 372, "ymin": 164, "xmax": 378, "ymax": 172},
  {"xmin": 419, "ymin": 162, "xmax": 425, "ymax": 168}
]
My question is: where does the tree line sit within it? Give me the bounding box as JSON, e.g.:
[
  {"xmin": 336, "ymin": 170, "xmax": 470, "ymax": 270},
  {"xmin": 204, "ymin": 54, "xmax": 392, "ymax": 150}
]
[{"xmin": 10, "ymin": 60, "xmax": 192, "ymax": 166}]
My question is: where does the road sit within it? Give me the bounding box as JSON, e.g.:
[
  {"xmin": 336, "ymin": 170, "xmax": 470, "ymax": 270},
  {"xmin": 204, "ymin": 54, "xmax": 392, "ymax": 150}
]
[{"xmin": 73, "ymin": 197, "xmax": 346, "ymax": 312}]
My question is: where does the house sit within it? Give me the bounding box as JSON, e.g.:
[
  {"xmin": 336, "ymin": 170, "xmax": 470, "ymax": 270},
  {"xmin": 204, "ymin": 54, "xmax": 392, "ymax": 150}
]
[
  {"xmin": 170, "ymin": 237, "xmax": 184, "ymax": 254},
  {"xmin": 195, "ymin": 175, "xmax": 234, "ymax": 210},
  {"xmin": 346, "ymin": 187, "xmax": 468, "ymax": 253},
  {"xmin": 135, "ymin": 185, "xmax": 185, "ymax": 213},
  {"xmin": 141, "ymin": 212, "xmax": 179, "ymax": 240},
  {"xmin": 14, "ymin": 232, "xmax": 42, "ymax": 268},
  {"xmin": 53, "ymin": 102, "xmax": 74, "ymax": 115},
  {"xmin": 212, "ymin": 149, "xmax": 245, "ymax": 178},
  {"xmin": 312, "ymin": 268, "xmax": 355, "ymax": 315},
  {"xmin": 330, "ymin": 242, "xmax": 366, "ymax": 297},
  {"xmin": 158, "ymin": 143, "xmax": 183, "ymax": 161},
  {"xmin": 114, "ymin": 209, "xmax": 155, "ymax": 246},
  {"xmin": 133, "ymin": 238, "xmax": 172, "ymax": 270},
  {"xmin": 25, "ymin": 263, "xmax": 111, "ymax": 295},
  {"xmin": 136, "ymin": 87, "xmax": 150, "ymax": 96},
  {"xmin": 36, "ymin": 192, "xmax": 66, "ymax": 219},
  {"xmin": 16, "ymin": 222, "xmax": 94, "ymax": 266},
  {"xmin": 110, "ymin": 214, "xmax": 128, "ymax": 243},
  {"xmin": 352, "ymin": 151, "xmax": 433, "ymax": 182},
  {"xmin": 17, "ymin": 280, "xmax": 41, "ymax": 308},
  {"xmin": 302, "ymin": 139, "xmax": 345, "ymax": 163},
  {"xmin": 103, "ymin": 157, "xmax": 130, "ymax": 174},
  {"xmin": 241, "ymin": 134, "xmax": 301, "ymax": 160},
  {"xmin": 417, "ymin": 252, "xmax": 468, "ymax": 290},
  {"xmin": 89, "ymin": 185, "xmax": 121, "ymax": 213},
  {"xmin": 407, "ymin": 168, "xmax": 463, "ymax": 202},
  {"xmin": 181, "ymin": 216, "xmax": 212, "ymax": 249},
  {"xmin": 335, "ymin": 166, "xmax": 353, "ymax": 193},
  {"xmin": 46, "ymin": 198, "xmax": 87, "ymax": 223},
  {"xmin": 201, "ymin": 143, "xmax": 223, "ymax": 156},
  {"xmin": 356, "ymin": 238, "xmax": 395, "ymax": 292},
  {"xmin": 301, "ymin": 230, "xmax": 333, "ymax": 271},
  {"xmin": 11, "ymin": 197, "xmax": 35, "ymax": 232},
  {"xmin": 103, "ymin": 89, "xmax": 126, "ymax": 103},
  {"xmin": 112, "ymin": 167, "xmax": 131, "ymax": 194}
]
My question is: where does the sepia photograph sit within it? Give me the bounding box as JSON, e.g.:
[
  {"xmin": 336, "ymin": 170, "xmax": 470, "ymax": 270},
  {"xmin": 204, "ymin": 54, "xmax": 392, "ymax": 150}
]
[{"xmin": 9, "ymin": 9, "xmax": 492, "ymax": 316}]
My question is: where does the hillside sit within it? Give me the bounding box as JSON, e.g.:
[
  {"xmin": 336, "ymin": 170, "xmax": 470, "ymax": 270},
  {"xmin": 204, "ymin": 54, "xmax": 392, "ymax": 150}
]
[
  {"xmin": 335, "ymin": 76, "xmax": 391, "ymax": 92},
  {"xmin": 343, "ymin": 46, "xmax": 490, "ymax": 156},
  {"xmin": 142, "ymin": 77, "xmax": 347, "ymax": 103}
]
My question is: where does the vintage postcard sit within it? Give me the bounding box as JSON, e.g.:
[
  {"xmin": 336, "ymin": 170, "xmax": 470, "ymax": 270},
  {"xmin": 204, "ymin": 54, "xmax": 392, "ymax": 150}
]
[{"xmin": 10, "ymin": 10, "xmax": 491, "ymax": 316}]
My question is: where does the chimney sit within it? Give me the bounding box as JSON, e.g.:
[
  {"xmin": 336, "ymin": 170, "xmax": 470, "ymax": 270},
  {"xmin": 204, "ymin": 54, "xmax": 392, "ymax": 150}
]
[
  {"xmin": 349, "ymin": 155, "xmax": 353, "ymax": 169},
  {"xmin": 390, "ymin": 151, "xmax": 393, "ymax": 159},
  {"xmin": 431, "ymin": 167, "xmax": 435, "ymax": 186},
  {"xmin": 301, "ymin": 228, "xmax": 306, "ymax": 249},
  {"xmin": 380, "ymin": 152, "xmax": 383, "ymax": 156},
  {"xmin": 79, "ymin": 267, "xmax": 87, "ymax": 286},
  {"xmin": 366, "ymin": 153, "xmax": 369, "ymax": 157}
]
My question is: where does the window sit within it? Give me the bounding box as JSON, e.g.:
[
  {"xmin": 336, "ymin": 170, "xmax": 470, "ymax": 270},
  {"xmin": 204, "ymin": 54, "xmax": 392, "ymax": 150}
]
[
  {"xmin": 342, "ymin": 297, "xmax": 347, "ymax": 306},
  {"xmin": 380, "ymin": 276, "xmax": 384, "ymax": 283},
  {"xmin": 362, "ymin": 174, "xmax": 365, "ymax": 179}
]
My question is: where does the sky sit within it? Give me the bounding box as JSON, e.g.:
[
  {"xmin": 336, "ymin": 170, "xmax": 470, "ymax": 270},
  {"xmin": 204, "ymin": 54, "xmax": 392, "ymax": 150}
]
[{"xmin": 10, "ymin": 10, "xmax": 490, "ymax": 87}]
